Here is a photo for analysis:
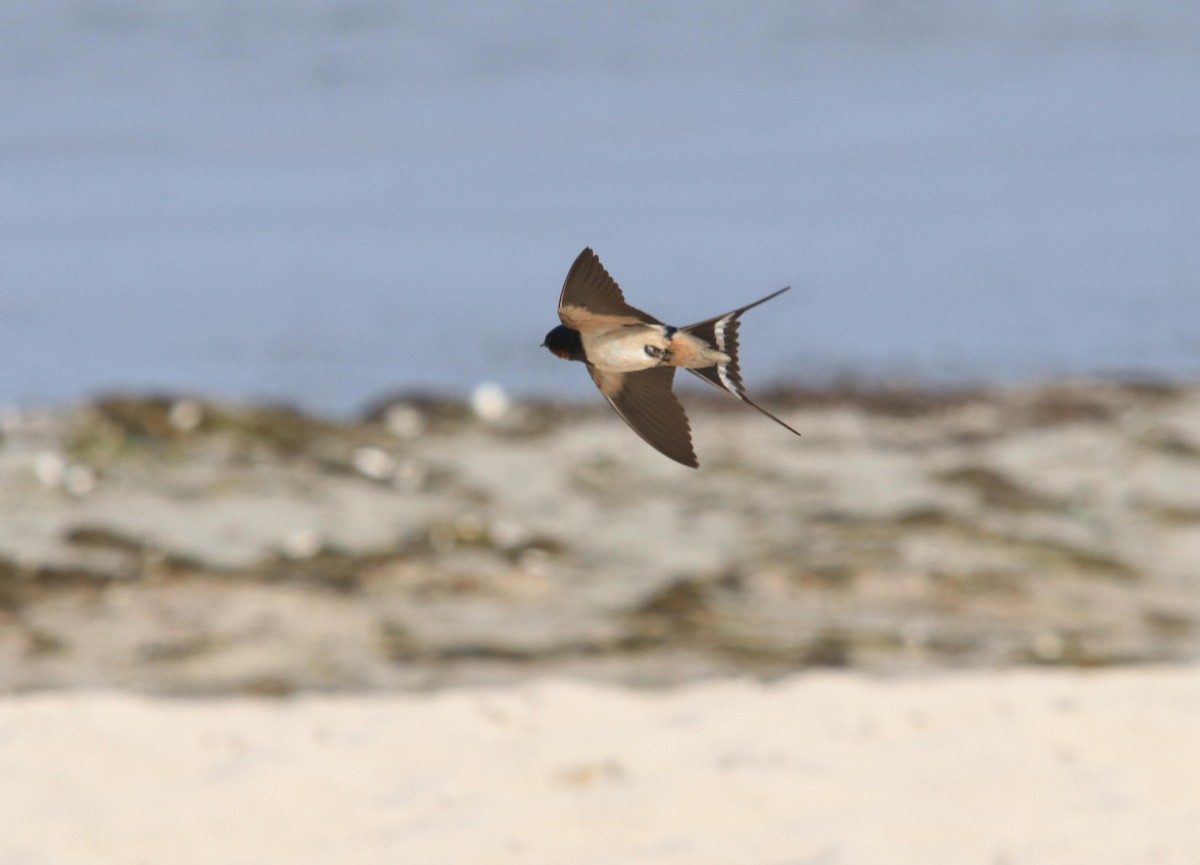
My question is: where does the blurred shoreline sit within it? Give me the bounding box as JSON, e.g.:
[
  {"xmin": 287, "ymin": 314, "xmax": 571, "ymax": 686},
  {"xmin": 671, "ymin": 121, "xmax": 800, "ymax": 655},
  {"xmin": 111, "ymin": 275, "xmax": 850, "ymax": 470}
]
[{"xmin": 2, "ymin": 376, "xmax": 1199, "ymax": 695}]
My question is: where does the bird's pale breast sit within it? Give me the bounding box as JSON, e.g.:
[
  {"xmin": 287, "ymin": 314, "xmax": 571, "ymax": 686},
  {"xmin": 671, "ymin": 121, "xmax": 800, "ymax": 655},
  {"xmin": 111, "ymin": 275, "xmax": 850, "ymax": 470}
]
[{"xmin": 583, "ymin": 326, "xmax": 667, "ymax": 372}]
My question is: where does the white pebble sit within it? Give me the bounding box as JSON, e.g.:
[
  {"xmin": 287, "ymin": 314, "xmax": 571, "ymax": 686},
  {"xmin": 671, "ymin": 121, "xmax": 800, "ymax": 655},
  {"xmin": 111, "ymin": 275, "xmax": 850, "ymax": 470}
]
[
  {"xmin": 471, "ymin": 383, "xmax": 510, "ymax": 422},
  {"xmin": 169, "ymin": 399, "xmax": 204, "ymax": 432},
  {"xmin": 282, "ymin": 529, "xmax": 321, "ymax": 560},
  {"xmin": 352, "ymin": 446, "xmax": 396, "ymax": 481},
  {"xmin": 32, "ymin": 453, "xmax": 66, "ymax": 488},
  {"xmin": 384, "ymin": 404, "xmax": 425, "ymax": 439}
]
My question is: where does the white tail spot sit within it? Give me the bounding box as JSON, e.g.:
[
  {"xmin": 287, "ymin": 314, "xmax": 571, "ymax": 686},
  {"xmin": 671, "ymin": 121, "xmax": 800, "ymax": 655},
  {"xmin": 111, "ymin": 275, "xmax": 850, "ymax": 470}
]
[{"xmin": 714, "ymin": 314, "xmax": 740, "ymax": 396}]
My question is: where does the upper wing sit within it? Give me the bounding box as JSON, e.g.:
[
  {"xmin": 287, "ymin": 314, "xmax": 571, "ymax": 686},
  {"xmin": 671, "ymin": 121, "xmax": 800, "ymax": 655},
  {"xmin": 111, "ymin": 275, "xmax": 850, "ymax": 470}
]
[
  {"xmin": 588, "ymin": 365, "xmax": 697, "ymax": 468},
  {"xmin": 558, "ymin": 248, "xmax": 661, "ymax": 330}
]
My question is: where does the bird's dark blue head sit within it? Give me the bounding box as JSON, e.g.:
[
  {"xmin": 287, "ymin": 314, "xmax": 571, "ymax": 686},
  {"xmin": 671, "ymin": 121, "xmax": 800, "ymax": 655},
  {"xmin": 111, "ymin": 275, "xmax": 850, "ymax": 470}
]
[{"xmin": 541, "ymin": 325, "xmax": 585, "ymax": 362}]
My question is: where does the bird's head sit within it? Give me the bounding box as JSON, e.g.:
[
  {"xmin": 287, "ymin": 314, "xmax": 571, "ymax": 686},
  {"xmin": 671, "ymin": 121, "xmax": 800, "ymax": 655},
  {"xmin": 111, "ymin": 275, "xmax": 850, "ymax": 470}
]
[{"xmin": 541, "ymin": 325, "xmax": 585, "ymax": 362}]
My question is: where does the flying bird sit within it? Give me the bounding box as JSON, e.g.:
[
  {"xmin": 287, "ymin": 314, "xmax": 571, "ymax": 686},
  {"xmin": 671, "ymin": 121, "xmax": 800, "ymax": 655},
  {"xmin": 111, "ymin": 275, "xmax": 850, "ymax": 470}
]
[{"xmin": 542, "ymin": 248, "xmax": 799, "ymax": 467}]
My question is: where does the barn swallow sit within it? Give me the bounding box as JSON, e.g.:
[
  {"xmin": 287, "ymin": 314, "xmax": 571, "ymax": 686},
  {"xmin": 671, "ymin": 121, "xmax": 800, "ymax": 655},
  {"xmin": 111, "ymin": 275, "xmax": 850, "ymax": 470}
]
[{"xmin": 542, "ymin": 247, "xmax": 799, "ymax": 468}]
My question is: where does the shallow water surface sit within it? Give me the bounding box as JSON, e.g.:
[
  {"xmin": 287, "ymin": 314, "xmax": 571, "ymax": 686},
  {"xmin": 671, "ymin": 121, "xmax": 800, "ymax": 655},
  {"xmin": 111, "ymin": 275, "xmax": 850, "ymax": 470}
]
[{"xmin": 3, "ymin": 2, "xmax": 1199, "ymax": 413}]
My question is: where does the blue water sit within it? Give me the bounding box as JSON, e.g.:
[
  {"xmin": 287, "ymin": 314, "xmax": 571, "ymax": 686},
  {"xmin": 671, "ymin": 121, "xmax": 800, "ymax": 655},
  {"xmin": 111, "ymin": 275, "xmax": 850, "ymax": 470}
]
[{"xmin": 4, "ymin": 2, "xmax": 1200, "ymax": 415}]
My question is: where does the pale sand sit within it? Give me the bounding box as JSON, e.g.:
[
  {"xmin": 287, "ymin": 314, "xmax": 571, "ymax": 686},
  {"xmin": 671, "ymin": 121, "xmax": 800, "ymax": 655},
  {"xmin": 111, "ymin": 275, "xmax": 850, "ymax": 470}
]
[{"xmin": 1, "ymin": 666, "xmax": 1198, "ymax": 864}]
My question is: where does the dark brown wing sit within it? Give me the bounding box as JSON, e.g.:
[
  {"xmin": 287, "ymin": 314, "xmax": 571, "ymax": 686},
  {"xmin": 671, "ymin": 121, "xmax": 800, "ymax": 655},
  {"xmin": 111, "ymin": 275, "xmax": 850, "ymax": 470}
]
[
  {"xmin": 683, "ymin": 286, "xmax": 800, "ymax": 437},
  {"xmin": 588, "ymin": 365, "xmax": 697, "ymax": 468},
  {"xmin": 558, "ymin": 248, "xmax": 661, "ymax": 330}
]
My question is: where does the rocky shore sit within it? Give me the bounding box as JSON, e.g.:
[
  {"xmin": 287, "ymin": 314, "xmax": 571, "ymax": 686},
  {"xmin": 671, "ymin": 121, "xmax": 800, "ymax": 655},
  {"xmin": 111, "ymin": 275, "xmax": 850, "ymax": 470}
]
[{"xmin": 2, "ymin": 380, "xmax": 1199, "ymax": 694}]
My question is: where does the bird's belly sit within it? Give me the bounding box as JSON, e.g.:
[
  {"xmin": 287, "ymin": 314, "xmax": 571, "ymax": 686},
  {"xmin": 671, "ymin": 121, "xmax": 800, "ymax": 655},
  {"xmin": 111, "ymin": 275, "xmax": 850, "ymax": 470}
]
[{"xmin": 584, "ymin": 328, "xmax": 665, "ymax": 372}]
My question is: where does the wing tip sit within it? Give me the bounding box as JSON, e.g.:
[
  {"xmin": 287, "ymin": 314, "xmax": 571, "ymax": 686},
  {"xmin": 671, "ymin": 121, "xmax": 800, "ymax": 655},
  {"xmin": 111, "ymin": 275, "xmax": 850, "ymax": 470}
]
[{"xmin": 663, "ymin": 439, "xmax": 699, "ymax": 468}]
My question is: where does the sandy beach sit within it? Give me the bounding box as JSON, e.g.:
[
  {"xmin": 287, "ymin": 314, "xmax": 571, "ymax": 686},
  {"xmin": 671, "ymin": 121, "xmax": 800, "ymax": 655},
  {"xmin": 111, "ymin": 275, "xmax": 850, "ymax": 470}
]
[
  {"xmin": 1, "ymin": 382, "xmax": 1199, "ymax": 862},
  {"xmin": 2, "ymin": 666, "xmax": 1198, "ymax": 864}
]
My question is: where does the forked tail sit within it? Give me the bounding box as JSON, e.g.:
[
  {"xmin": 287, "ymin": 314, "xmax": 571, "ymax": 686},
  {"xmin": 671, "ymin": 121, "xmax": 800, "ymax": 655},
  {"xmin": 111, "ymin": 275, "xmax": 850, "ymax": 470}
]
[{"xmin": 681, "ymin": 286, "xmax": 800, "ymax": 436}]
